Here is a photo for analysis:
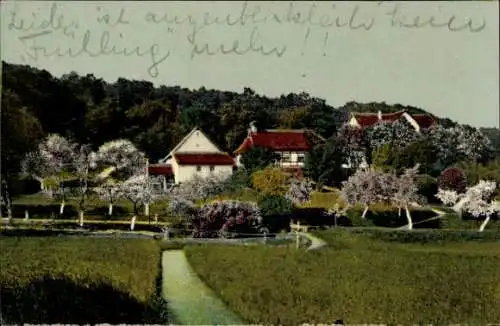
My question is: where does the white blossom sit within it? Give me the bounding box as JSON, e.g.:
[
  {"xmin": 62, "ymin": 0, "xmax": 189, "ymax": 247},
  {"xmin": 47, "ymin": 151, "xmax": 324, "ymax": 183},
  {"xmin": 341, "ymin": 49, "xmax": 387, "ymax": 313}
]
[
  {"xmin": 286, "ymin": 178, "xmax": 314, "ymax": 205},
  {"xmin": 436, "ymin": 180, "xmax": 500, "ymax": 232}
]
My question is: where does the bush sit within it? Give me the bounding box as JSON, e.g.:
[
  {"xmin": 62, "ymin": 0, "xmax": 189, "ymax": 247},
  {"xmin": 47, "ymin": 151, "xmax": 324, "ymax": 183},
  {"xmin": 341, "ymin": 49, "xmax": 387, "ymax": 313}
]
[
  {"xmin": 438, "ymin": 167, "xmax": 467, "ymax": 193},
  {"xmin": 192, "ymin": 200, "xmax": 263, "ymax": 238},
  {"xmin": 416, "ymin": 174, "xmax": 439, "ymax": 204},
  {"xmin": 258, "ymin": 195, "xmax": 294, "ymax": 217},
  {"xmin": 0, "ymin": 237, "xmax": 167, "ymax": 324},
  {"xmin": 251, "ymin": 167, "xmax": 289, "ymax": 196}
]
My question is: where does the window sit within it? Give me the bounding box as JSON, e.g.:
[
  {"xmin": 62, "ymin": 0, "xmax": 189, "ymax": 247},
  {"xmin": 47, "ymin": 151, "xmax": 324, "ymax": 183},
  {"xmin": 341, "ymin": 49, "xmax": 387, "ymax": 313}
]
[
  {"xmin": 282, "ymin": 152, "xmax": 291, "ymax": 162},
  {"xmin": 196, "ymin": 166, "xmax": 201, "ymax": 172},
  {"xmin": 209, "ymin": 165, "xmax": 215, "ymax": 172},
  {"xmin": 297, "ymin": 154, "xmax": 305, "ymax": 163}
]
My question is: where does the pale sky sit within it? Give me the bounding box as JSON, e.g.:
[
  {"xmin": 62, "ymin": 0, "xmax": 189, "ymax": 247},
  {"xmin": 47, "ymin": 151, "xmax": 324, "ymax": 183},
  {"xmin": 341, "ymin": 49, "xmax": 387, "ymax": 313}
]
[{"xmin": 1, "ymin": 1, "xmax": 499, "ymax": 127}]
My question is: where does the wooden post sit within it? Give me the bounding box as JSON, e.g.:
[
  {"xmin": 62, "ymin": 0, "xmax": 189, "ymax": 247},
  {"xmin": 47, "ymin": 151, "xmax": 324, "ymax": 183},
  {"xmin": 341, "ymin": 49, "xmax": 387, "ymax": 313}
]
[
  {"xmin": 263, "ymin": 230, "xmax": 267, "ymax": 244},
  {"xmin": 24, "ymin": 210, "xmax": 29, "ymax": 220},
  {"xmin": 154, "ymin": 214, "xmax": 158, "ymax": 224},
  {"xmin": 79, "ymin": 211, "xmax": 84, "ymax": 227}
]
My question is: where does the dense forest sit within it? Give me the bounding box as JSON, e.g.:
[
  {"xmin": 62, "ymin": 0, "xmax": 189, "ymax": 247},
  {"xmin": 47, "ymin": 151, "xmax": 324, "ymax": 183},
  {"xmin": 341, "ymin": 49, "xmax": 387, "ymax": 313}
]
[{"xmin": 2, "ymin": 61, "xmax": 499, "ymax": 198}]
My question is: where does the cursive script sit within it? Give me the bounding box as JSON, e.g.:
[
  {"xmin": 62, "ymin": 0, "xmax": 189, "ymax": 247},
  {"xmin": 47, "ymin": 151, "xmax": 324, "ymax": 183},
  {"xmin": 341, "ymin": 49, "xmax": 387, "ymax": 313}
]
[{"xmin": 6, "ymin": 1, "xmax": 490, "ymax": 79}]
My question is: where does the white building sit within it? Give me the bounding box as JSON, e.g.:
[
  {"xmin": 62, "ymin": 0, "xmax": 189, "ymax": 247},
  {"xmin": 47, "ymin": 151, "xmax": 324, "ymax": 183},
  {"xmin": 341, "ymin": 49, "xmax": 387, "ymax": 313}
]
[
  {"xmin": 152, "ymin": 127, "xmax": 234, "ymax": 185},
  {"xmin": 233, "ymin": 122, "xmax": 324, "ymax": 175},
  {"xmin": 347, "ymin": 110, "xmax": 436, "ymax": 132}
]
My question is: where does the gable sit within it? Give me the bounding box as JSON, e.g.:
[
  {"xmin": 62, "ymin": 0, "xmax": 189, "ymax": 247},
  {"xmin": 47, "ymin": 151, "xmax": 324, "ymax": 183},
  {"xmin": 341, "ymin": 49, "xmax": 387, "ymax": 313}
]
[{"xmin": 175, "ymin": 129, "xmax": 221, "ymax": 153}]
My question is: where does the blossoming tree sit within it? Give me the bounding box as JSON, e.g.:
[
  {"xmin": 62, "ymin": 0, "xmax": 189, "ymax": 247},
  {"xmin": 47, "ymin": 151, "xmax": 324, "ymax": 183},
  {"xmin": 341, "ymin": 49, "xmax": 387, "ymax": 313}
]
[{"xmin": 436, "ymin": 180, "xmax": 500, "ymax": 232}]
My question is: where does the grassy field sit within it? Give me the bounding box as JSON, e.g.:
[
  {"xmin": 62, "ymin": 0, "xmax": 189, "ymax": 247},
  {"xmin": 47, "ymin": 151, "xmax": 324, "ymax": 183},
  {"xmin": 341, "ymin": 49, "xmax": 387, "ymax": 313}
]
[
  {"xmin": 0, "ymin": 237, "xmax": 167, "ymax": 324},
  {"xmin": 185, "ymin": 229, "xmax": 500, "ymax": 325}
]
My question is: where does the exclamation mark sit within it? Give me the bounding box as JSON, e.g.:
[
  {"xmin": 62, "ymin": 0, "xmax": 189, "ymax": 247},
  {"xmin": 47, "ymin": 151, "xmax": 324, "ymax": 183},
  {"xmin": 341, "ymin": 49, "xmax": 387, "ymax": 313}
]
[
  {"xmin": 323, "ymin": 32, "xmax": 329, "ymax": 56},
  {"xmin": 301, "ymin": 27, "xmax": 311, "ymax": 56}
]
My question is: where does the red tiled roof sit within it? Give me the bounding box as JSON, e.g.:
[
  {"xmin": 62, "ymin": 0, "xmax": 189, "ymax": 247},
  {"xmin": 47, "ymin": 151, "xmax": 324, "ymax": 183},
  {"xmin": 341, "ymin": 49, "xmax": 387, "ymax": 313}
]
[
  {"xmin": 173, "ymin": 153, "xmax": 235, "ymax": 165},
  {"xmin": 352, "ymin": 111, "xmax": 435, "ymax": 128},
  {"xmin": 148, "ymin": 164, "xmax": 173, "ymax": 176},
  {"xmin": 380, "ymin": 111, "xmax": 406, "ymax": 121},
  {"xmin": 353, "ymin": 115, "xmax": 379, "ymax": 126},
  {"xmin": 412, "ymin": 114, "xmax": 436, "ymax": 128},
  {"xmin": 234, "ymin": 130, "xmax": 317, "ymax": 154}
]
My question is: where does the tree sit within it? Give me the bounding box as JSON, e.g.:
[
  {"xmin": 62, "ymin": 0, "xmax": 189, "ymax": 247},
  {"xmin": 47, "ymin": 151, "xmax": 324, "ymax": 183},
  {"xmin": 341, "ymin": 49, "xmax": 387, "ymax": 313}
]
[
  {"xmin": 251, "ymin": 167, "xmax": 289, "ymax": 196},
  {"xmin": 20, "ymin": 134, "xmax": 79, "ymax": 214},
  {"xmin": 438, "ymin": 167, "xmax": 467, "ymax": 193},
  {"xmin": 455, "ymin": 125, "xmax": 493, "ymax": 163},
  {"xmin": 393, "ymin": 138, "xmax": 439, "ymax": 176},
  {"xmin": 391, "ymin": 119, "xmax": 418, "ymax": 148},
  {"xmin": 286, "ymin": 178, "xmax": 314, "ymax": 205},
  {"xmin": 392, "ymin": 165, "xmax": 421, "ymax": 230},
  {"xmin": 73, "ymin": 144, "xmax": 97, "ymax": 221},
  {"xmin": 241, "ymin": 146, "xmax": 279, "ymax": 173},
  {"xmin": 341, "ymin": 167, "xmax": 386, "ymax": 218},
  {"xmin": 1, "ymin": 89, "xmax": 43, "ymax": 218},
  {"xmin": 167, "ymin": 174, "xmax": 230, "ymax": 204},
  {"xmin": 303, "ymin": 137, "xmax": 345, "ymax": 188},
  {"xmin": 423, "ymin": 125, "xmax": 462, "ymax": 169},
  {"xmin": 371, "ymin": 143, "xmax": 396, "ymax": 173},
  {"xmin": 95, "ymin": 139, "xmax": 145, "ymax": 177},
  {"xmin": 436, "ymin": 180, "xmax": 500, "ymax": 231},
  {"xmin": 337, "ymin": 125, "xmax": 369, "ymax": 169},
  {"xmin": 193, "ymin": 200, "xmax": 262, "ymax": 238},
  {"xmin": 366, "ymin": 121, "xmax": 395, "ymax": 151},
  {"xmin": 93, "ymin": 178, "xmax": 124, "ymax": 216}
]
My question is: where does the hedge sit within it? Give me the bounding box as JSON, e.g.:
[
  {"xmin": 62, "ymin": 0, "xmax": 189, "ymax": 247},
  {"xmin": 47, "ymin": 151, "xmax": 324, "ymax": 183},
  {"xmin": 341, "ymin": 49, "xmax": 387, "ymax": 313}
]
[{"xmin": 0, "ymin": 237, "xmax": 168, "ymax": 324}]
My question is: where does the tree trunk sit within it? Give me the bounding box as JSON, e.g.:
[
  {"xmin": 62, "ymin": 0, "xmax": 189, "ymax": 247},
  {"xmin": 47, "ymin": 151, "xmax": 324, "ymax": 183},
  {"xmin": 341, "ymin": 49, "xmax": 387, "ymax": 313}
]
[
  {"xmin": 144, "ymin": 202, "xmax": 150, "ymax": 217},
  {"xmin": 154, "ymin": 214, "xmax": 158, "ymax": 224},
  {"xmin": 60, "ymin": 199, "xmax": 65, "ymax": 215},
  {"xmin": 108, "ymin": 203, "xmax": 113, "ymax": 216},
  {"xmin": 479, "ymin": 216, "xmax": 490, "ymax": 232},
  {"xmin": 25, "ymin": 210, "xmax": 29, "ymax": 220},
  {"xmin": 1, "ymin": 180, "xmax": 13, "ymax": 220},
  {"xmin": 130, "ymin": 215, "xmax": 136, "ymax": 231},
  {"xmin": 398, "ymin": 207, "xmax": 401, "ymax": 217},
  {"xmin": 79, "ymin": 210, "xmax": 84, "ymax": 227},
  {"xmin": 405, "ymin": 205, "xmax": 413, "ymax": 230},
  {"xmin": 361, "ymin": 205, "xmax": 369, "ymax": 219}
]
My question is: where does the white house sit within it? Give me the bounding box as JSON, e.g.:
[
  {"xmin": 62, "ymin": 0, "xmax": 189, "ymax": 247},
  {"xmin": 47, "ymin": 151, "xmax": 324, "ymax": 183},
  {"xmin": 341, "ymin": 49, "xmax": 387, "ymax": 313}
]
[
  {"xmin": 233, "ymin": 122, "xmax": 324, "ymax": 175},
  {"xmin": 152, "ymin": 127, "xmax": 234, "ymax": 185},
  {"xmin": 347, "ymin": 110, "xmax": 436, "ymax": 132}
]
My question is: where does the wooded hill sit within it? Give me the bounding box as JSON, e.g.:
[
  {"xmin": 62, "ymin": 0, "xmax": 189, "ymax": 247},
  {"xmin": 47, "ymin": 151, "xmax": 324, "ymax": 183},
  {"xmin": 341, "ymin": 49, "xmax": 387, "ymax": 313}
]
[{"xmin": 1, "ymin": 61, "xmax": 498, "ymax": 189}]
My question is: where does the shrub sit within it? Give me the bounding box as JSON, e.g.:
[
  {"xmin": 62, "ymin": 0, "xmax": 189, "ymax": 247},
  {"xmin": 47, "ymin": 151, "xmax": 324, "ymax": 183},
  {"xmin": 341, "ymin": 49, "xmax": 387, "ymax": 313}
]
[
  {"xmin": 251, "ymin": 167, "xmax": 289, "ymax": 196},
  {"xmin": 258, "ymin": 195, "xmax": 294, "ymax": 216},
  {"xmin": 438, "ymin": 167, "xmax": 467, "ymax": 193},
  {"xmin": 192, "ymin": 200, "xmax": 262, "ymax": 238},
  {"xmin": 416, "ymin": 174, "xmax": 438, "ymax": 204}
]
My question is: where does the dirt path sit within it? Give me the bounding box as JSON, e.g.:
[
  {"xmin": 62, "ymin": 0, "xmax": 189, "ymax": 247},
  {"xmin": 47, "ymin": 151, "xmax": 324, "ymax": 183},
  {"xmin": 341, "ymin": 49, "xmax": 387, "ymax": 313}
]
[{"xmin": 161, "ymin": 250, "xmax": 245, "ymax": 325}]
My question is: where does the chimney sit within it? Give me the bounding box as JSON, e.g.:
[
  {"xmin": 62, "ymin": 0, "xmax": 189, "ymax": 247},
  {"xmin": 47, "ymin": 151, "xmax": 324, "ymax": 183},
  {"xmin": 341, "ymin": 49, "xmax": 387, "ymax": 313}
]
[{"xmin": 377, "ymin": 111, "xmax": 382, "ymax": 120}]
